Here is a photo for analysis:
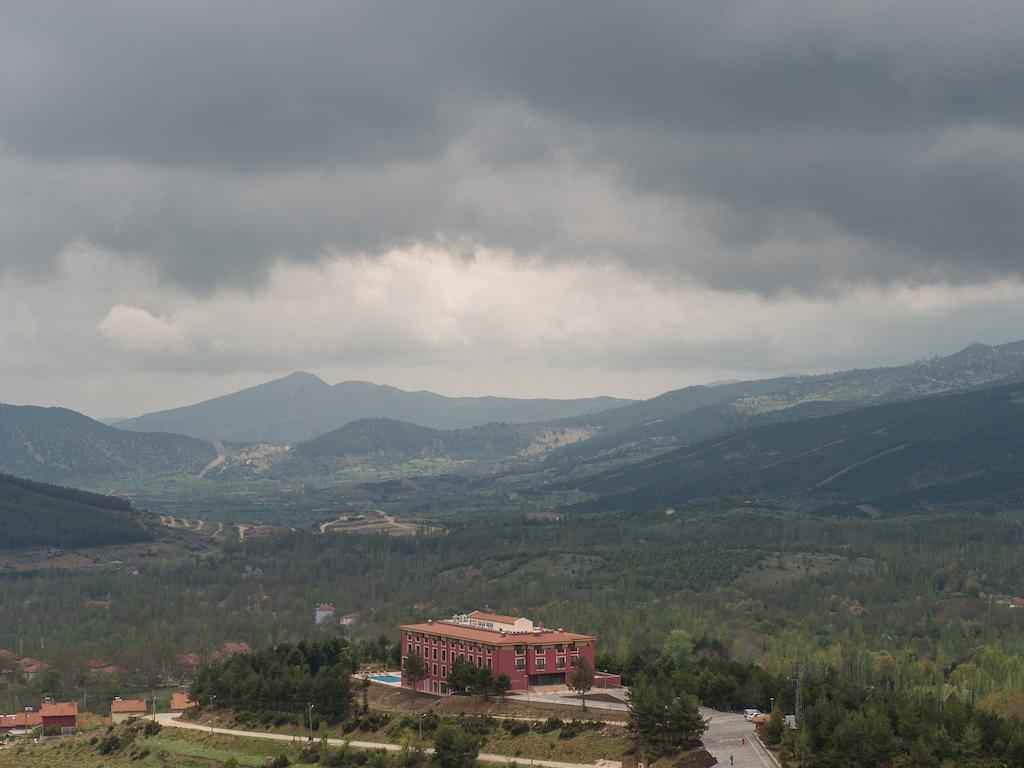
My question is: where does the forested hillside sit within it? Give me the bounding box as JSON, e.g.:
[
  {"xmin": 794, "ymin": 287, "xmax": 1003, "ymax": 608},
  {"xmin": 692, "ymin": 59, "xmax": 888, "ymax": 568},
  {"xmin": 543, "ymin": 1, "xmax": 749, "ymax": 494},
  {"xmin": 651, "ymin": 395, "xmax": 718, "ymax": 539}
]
[
  {"xmin": 116, "ymin": 372, "xmax": 631, "ymax": 443},
  {"xmin": 562, "ymin": 380, "xmax": 1024, "ymax": 514},
  {"xmin": 0, "ymin": 403, "xmax": 216, "ymax": 483},
  {"xmin": 0, "ymin": 473, "xmax": 150, "ymax": 549},
  {"xmin": 297, "ymin": 418, "xmax": 535, "ymax": 462},
  {"xmin": 550, "ymin": 339, "xmax": 1024, "ymax": 464}
]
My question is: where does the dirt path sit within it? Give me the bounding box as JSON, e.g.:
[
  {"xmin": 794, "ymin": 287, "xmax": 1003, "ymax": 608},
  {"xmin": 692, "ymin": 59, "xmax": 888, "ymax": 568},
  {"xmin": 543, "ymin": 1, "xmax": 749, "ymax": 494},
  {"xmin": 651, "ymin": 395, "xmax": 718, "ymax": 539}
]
[
  {"xmin": 155, "ymin": 713, "xmax": 604, "ymax": 768},
  {"xmin": 198, "ymin": 441, "xmax": 227, "ymax": 478},
  {"xmin": 812, "ymin": 443, "xmax": 910, "ymax": 489}
]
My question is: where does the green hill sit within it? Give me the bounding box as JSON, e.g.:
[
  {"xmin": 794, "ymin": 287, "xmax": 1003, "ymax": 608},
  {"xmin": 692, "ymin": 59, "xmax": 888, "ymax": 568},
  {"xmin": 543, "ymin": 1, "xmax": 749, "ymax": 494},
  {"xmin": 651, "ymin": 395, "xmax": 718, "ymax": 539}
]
[
  {"xmin": 562, "ymin": 380, "xmax": 1024, "ymax": 515},
  {"xmin": 296, "ymin": 418, "xmax": 535, "ymax": 463},
  {"xmin": 0, "ymin": 403, "xmax": 217, "ymax": 483},
  {"xmin": 548, "ymin": 340, "xmax": 1024, "ymax": 465},
  {"xmin": 0, "ymin": 473, "xmax": 151, "ymax": 549},
  {"xmin": 115, "ymin": 372, "xmax": 632, "ymax": 444}
]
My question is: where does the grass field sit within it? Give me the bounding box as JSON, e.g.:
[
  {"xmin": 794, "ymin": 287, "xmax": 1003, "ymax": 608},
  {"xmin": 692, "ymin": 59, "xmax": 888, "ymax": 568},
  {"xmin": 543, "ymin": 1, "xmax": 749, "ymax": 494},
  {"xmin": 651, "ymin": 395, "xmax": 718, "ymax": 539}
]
[{"xmin": 0, "ymin": 727, "xmax": 302, "ymax": 767}]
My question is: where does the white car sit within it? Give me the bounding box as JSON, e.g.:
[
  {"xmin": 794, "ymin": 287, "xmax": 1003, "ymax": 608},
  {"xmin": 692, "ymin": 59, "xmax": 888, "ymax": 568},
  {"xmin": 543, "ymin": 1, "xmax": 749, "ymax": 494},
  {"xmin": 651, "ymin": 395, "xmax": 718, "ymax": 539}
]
[{"xmin": 744, "ymin": 709, "xmax": 763, "ymax": 721}]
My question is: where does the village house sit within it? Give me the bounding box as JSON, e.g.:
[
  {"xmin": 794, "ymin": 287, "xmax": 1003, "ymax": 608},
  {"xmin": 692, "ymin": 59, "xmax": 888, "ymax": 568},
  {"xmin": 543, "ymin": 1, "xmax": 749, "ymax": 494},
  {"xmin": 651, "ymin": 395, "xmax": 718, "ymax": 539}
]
[
  {"xmin": 340, "ymin": 611, "xmax": 360, "ymax": 627},
  {"xmin": 211, "ymin": 641, "xmax": 251, "ymax": 661},
  {"xmin": 17, "ymin": 657, "xmax": 43, "ymax": 680},
  {"xmin": 314, "ymin": 603, "xmax": 335, "ymax": 624},
  {"xmin": 0, "ymin": 710, "xmax": 41, "ymax": 735},
  {"xmin": 171, "ymin": 692, "xmax": 195, "ymax": 712},
  {"xmin": 40, "ymin": 701, "xmax": 78, "ymax": 735},
  {"xmin": 110, "ymin": 698, "xmax": 148, "ymax": 723},
  {"xmin": 400, "ymin": 608, "xmax": 621, "ymax": 694}
]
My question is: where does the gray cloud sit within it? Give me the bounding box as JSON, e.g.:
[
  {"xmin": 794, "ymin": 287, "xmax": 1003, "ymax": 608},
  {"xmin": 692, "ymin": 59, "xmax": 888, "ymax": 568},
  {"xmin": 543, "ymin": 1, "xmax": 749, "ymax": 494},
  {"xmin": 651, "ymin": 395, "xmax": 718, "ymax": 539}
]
[{"xmin": 1, "ymin": 1, "xmax": 1023, "ymax": 295}]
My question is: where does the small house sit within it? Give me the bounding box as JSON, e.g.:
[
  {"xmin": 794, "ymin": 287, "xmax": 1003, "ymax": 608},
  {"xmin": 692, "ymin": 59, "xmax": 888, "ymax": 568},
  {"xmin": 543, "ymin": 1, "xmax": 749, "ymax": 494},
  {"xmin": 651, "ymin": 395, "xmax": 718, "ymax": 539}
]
[
  {"xmin": 40, "ymin": 702, "xmax": 78, "ymax": 735},
  {"xmin": 110, "ymin": 698, "xmax": 148, "ymax": 723},
  {"xmin": 314, "ymin": 603, "xmax": 335, "ymax": 624},
  {"xmin": 170, "ymin": 692, "xmax": 195, "ymax": 712},
  {"xmin": 340, "ymin": 611, "xmax": 360, "ymax": 626}
]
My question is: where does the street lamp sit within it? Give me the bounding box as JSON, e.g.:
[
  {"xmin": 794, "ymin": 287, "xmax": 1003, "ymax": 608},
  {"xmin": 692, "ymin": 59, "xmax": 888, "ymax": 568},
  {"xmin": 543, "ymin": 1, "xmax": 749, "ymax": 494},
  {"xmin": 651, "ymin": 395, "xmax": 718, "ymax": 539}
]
[
  {"xmin": 308, "ymin": 703, "xmax": 315, "ymax": 742},
  {"xmin": 210, "ymin": 695, "xmax": 217, "ymax": 733}
]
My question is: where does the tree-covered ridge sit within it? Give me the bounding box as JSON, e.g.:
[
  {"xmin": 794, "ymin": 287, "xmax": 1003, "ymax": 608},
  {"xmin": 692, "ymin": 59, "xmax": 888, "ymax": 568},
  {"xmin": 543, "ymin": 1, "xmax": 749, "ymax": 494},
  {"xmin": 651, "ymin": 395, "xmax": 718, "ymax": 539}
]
[
  {"xmin": 0, "ymin": 473, "xmax": 149, "ymax": 549},
  {"xmin": 296, "ymin": 418, "xmax": 537, "ymax": 463},
  {"xmin": 0, "ymin": 402, "xmax": 216, "ymax": 483},
  {"xmin": 565, "ymin": 380, "xmax": 1024, "ymax": 514},
  {"xmin": 547, "ymin": 339, "xmax": 1024, "ymax": 465},
  {"xmin": 190, "ymin": 637, "xmax": 357, "ymax": 723}
]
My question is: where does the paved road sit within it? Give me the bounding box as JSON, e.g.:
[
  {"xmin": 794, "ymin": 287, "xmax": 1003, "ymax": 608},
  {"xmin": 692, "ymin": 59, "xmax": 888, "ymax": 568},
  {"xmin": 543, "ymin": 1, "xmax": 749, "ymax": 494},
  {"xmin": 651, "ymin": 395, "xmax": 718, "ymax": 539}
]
[
  {"xmin": 699, "ymin": 709, "xmax": 779, "ymax": 768},
  {"xmin": 155, "ymin": 713, "xmax": 610, "ymax": 768}
]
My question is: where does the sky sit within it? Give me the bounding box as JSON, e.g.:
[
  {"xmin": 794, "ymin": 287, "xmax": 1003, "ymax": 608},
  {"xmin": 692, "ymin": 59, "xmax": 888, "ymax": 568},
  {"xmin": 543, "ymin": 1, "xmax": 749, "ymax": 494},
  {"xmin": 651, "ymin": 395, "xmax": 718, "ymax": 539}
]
[{"xmin": 2, "ymin": 1, "xmax": 1024, "ymax": 418}]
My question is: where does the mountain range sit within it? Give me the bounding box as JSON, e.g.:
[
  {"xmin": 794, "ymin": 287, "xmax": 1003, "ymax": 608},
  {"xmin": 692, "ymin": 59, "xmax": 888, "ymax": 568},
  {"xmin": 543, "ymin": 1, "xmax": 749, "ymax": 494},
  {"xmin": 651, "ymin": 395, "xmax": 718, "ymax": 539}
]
[
  {"xmin": 115, "ymin": 372, "xmax": 633, "ymax": 444},
  {"xmin": 559, "ymin": 379, "xmax": 1024, "ymax": 515},
  {"xmin": 546, "ymin": 339, "xmax": 1024, "ymax": 466}
]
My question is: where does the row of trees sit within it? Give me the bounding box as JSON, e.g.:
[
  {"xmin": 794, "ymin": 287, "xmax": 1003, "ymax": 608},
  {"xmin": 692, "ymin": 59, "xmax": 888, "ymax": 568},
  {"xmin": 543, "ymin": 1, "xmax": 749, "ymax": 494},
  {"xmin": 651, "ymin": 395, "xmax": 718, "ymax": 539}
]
[{"xmin": 190, "ymin": 638, "xmax": 357, "ymax": 724}]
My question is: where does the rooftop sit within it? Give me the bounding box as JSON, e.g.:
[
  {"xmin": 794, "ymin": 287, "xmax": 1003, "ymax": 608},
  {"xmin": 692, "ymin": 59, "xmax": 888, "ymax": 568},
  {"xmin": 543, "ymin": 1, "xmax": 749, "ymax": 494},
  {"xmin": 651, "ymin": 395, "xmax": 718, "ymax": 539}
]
[
  {"xmin": 401, "ymin": 620, "xmax": 593, "ymax": 646},
  {"xmin": 468, "ymin": 609, "xmax": 526, "ymax": 625},
  {"xmin": 0, "ymin": 711, "xmax": 42, "ymax": 729},
  {"xmin": 111, "ymin": 698, "xmax": 148, "ymax": 713},
  {"xmin": 41, "ymin": 702, "xmax": 78, "ymax": 717}
]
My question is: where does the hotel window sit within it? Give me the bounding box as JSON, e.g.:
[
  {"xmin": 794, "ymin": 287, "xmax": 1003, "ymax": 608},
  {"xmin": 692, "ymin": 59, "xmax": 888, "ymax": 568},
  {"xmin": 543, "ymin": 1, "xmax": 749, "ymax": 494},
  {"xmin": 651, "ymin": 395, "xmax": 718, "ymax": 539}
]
[
  {"xmin": 442, "ymin": 650, "xmax": 447, "ymax": 661},
  {"xmin": 515, "ymin": 645, "xmax": 525, "ymax": 655},
  {"xmin": 432, "ymin": 648, "xmax": 437, "ymax": 659},
  {"xmin": 535, "ymin": 657, "xmax": 546, "ymax": 669},
  {"xmin": 555, "ymin": 644, "xmax": 564, "ymax": 653},
  {"xmin": 535, "ymin": 646, "xmax": 545, "ymax": 655},
  {"xmin": 556, "ymin": 657, "xmax": 566, "ymax": 669},
  {"xmin": 487, "ymin": 658, "xmax": 493, "ymax": 669},
  {"xmin": 570, "ymin": 655, "xmax": 579, "ymax": 667},
  {"xmin": 433, "ymin": 663, "xmax": 438, "ymax": 675},
  {"xmin": 515, "ymin": 658, "xmax": 525, "ymax": 670}
]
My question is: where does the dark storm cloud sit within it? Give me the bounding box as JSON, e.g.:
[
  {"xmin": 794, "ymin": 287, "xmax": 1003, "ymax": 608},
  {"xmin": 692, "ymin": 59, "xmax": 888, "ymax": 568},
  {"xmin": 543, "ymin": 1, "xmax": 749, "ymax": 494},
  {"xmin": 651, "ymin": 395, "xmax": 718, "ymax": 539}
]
[{"xmin": 1, "ymin": 0, "xmax": 1023, "ymax": 293}]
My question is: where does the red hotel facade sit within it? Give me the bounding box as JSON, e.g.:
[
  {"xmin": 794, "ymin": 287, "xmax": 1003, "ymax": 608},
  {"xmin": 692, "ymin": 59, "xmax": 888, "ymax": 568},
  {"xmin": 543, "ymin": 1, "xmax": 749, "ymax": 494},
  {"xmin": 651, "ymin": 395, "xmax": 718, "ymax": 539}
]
[{"xmin": 400, "ymin": 609, "xmax": 619, "ymax": 693}]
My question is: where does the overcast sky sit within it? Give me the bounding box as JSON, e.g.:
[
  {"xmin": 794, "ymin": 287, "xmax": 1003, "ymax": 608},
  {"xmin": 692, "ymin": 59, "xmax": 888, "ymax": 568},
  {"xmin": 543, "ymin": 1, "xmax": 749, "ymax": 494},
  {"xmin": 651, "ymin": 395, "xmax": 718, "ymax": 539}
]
[{"xmin": 2, "ymin": 1, "xmax": 1024, "ymax": 418}]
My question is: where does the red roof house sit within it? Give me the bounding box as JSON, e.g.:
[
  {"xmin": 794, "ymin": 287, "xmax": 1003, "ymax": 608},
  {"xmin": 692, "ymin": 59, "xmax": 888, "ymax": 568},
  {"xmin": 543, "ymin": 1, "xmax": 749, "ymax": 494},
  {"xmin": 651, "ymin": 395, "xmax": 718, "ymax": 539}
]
[
  {"xmin": 111, "ymin": 698, "xmax": 148, "ymax": 722},
  {"xmin": 171, "ymin": 692, "xmax": 195, "ymax": 712},
  {"xmin": 0, "ymin": 710, "xmax": 42, "ymax": 733},
  {"xmin": 40, "ymin": 702, "xmax": 78, "ymax": 735}
]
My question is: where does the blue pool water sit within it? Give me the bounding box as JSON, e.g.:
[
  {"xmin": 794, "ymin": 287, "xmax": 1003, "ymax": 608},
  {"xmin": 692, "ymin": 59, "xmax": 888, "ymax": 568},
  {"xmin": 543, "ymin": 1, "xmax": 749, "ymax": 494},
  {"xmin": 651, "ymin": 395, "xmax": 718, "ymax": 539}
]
[{"xmin": 370, "ymin": 674, "xmax": 402, "ymax": 683}]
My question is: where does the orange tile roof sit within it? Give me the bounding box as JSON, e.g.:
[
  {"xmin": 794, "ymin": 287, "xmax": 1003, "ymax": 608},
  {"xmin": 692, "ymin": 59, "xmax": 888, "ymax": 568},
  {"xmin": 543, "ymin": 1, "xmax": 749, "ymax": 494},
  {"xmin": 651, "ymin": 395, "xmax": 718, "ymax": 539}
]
[
  {"xmin": 41, "ymin": 702, "xmax": 78, "ymax": 717},
  {"xmin": 110, "ymin": 698, "xmax": 147, "ymax": 713},
  {"xmin": 400, "ymin": 621, "xmax": 593, "ymax": 646},
  {"xmin": 0, "ymin": 711, "xmax": 42, "ymax": 729},
  {"xmin": 171, "ymin": 692, "xmax": 195, "ymax": 710},
  {"xmin": 468, "ymin": 610, "xmax": 525, "ymax": 625}
]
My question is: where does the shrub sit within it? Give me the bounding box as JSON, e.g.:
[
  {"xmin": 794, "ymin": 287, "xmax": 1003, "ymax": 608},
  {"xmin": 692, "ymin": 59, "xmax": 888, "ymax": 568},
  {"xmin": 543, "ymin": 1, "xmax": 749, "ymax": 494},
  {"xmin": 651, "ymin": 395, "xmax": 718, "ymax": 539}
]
[
  {"xmin": 540, "ymin": 717, "xmax": 563, "ymax": 733},
  {"xmin": 142, "ymin": 720, "xmax": 162, "ymax": 736},
  {"xmin": 506, "ymin": 721, "xmax": 529, "ymax": 736}
]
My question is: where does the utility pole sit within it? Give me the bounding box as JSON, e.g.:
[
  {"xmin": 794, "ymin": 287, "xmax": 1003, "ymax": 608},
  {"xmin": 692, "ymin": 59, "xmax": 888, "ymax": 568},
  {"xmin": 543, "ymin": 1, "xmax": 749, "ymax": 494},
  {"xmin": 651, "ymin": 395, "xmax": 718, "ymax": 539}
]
[
  {"xmin": 210, "ymin": 695, "xmax": 216, "ymax": 733},
  {"xmin": 794, "ymin": 662, "xmax": 803, "ymax": 725},
  {"xmin": 152, "ymin": 692, "xmax": 157, "ymax": 721},
  {"xmin": 308, "ymin": 703, "xmax": 315, "ymax": 742}
]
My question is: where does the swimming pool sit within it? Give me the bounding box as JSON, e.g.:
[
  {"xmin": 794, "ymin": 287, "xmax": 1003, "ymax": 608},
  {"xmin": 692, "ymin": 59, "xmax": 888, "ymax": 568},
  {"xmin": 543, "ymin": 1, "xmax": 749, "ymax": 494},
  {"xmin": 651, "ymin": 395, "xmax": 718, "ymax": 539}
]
[{"xmin": 369, "ymin": 674, "xmax": 402, "ymax": 684}]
